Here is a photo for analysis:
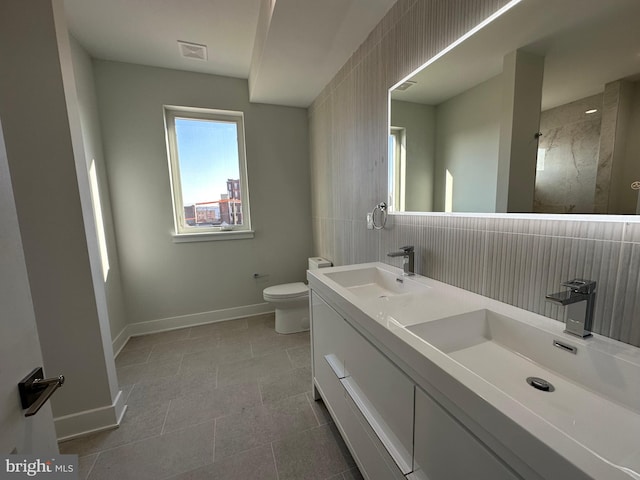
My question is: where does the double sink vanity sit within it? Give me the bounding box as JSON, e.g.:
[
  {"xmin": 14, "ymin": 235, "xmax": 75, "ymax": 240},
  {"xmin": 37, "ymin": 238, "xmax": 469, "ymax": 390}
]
[{"xmin": 307, "ymin": 263, "xmax": 640, "ymax": 480}]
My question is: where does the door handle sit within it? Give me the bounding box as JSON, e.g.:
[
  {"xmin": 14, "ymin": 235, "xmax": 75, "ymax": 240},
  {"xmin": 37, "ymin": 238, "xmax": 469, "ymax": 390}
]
[{"xmin": 18, "ymin": 367, "xmax": 65, "ymax": 417}]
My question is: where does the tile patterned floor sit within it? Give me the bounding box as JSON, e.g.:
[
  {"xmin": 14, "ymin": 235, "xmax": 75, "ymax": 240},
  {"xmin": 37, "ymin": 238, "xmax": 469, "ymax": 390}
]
[{"xmin": 59, "ymin": 314, "xmax": 362, "ymax": 480}]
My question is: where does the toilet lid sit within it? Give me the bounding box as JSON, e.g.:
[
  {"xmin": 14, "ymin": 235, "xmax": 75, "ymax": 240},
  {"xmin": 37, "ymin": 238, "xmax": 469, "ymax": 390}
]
[{"xmin": 263, "ymin": 282, "xmax": 308, "ymax": 299}]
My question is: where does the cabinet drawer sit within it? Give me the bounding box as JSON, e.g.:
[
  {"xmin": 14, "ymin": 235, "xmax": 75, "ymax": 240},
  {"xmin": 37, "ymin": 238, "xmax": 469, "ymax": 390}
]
[
  {"xmin": 343, "ymin": 321, "xmax": 414, "ymax": 471},
  {"xmin": 311, "ymin": 292, "xmax": 348, "ymax": 379},
  {"xmin": 342, "ymin": 384, "xmax": 407, "ymax": 480},
  {"xmin": 311, "ymin": 291, "xmax": 414, "ymax": 478},
  {"xmin": 313, "ymin": 354, "xmax": 348, "ymax": 427},
  {"xmin": 413, "ymin": 387, "xmax": 520, "ymax": 480},
  {"xmin": 311, "ymin": 293, "xmax": 350, "ymax": 425}
]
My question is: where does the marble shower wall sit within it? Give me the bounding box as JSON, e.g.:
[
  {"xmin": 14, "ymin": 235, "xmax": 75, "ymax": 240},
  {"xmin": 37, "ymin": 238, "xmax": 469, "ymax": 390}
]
[
  {"xmin": 308, "ymin": 0, "xmax": 640, "ymax": 348},
  {"xmin": 535, "ymin": 94, "xmax": 602, "ymax": 214}
]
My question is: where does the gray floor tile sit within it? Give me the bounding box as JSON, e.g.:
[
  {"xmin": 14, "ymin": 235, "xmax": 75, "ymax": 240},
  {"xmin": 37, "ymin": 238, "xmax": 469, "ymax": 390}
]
[
  {"xmin": 163, "ymin": 382, "xmax": 261, "ymax": 433},
  {"xmin": 342, "ymin": 467, "xmax": 364, "ymax": 479},
  {"xmin": 325, "ymin": 475, "xmax": 343, "ymax": 480},
  {"xmin": 78, "ymin": 454, "xmax": 98, "ymax": 480},
  {"xmin": 115, "ymin": 348, "xmax": 151, "ymax": 368},
  {"xmin": 179, "ymin": 341, "xmax": 252, "ymax": 375},
  {"xmin": 59, "ymin": 401, "xmax": 170, "ymax": 457},
  {"xmin": 167, "ymin": 444, "xmax": 277, "ymax": 480},
  {"xmin": 189, "ymin": 318, "xmax": 249, "ymax": 339},
  {"xmin": 287, "ymin": 344, "xmax": 311, "ymax": 368},
  {"xmin": 149, "ymin": 335, "xmax": 221, "ymax": 358},
  {"xmin": 228, "ymin": 315, "xmax": 279, "ymax": 343},
  {"xmin": 307, "ymin": 392, "xmax": 334, "ymax": 426},
  {"xmin": 116, "ymin": 357, "xmax": 182, "ymax": 385},
  {"xmin": 87, "ymin": 421, "xmax": 214, "ymax": 480},
  {"xmin": 126, "ymin": 370, "xmax": 218, "ymax": 407},
  {"xmin": 146, "ymin": 350, "xmax": 185, "ymax": 364},
  {"xmin": 123, "ymin": 329, "xmax": 191, "ymax": 351},
  {"xmin": 260, "ymin": 366, "xmax": 312, "ymax": 404},
  {"xmin": 119, "ymin": 383, "xmax": 135, "ymax": 404},
  {"xmin": 272, "ymin": 423, "xmax": 356, "ymax": 480},
  {"xmin": 251, "ymin": 331, "xmax": 310, "ymax": 358},
  {"xmin": 214, "ymin": 393, "xmax": 318, "ymax": 460},
  {"xmin": 183, "ymin": 315, "xmax": 273, "ymax": 345},
  {"xmin": 217, "ymin": 350, "xmax": 293, "ymax": 387},
  {"xmin": 326, "ymin": 470, "xmax": 362, "ymax": 480},
  {"xmin": 245, "ymin": 313, "xmax": 275, "ymax": 330}
]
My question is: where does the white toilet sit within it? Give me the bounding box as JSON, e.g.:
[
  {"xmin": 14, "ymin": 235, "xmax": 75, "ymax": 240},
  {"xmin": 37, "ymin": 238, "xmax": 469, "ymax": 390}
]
[{"xmin": 263, "ymin": 257, "xmax": 332, "ymax": 334}]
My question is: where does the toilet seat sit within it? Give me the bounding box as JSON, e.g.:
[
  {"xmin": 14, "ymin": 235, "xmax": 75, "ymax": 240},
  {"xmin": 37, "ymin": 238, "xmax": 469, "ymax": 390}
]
[{"xmin": 263, "ymin": 282, "xmax": 308, "ymax": 301}]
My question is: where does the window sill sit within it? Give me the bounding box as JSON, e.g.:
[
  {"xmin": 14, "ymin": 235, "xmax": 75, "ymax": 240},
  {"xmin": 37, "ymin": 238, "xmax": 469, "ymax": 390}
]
[{"xmin": 172, "ymin": 230, "xmax": 255, "ymax": 243}]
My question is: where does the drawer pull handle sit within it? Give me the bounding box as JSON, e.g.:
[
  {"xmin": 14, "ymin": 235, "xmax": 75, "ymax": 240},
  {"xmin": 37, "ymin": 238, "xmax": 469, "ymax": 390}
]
[{"xmin": 324, "ymin": 354, "xmax": 346, "ymax": 379}]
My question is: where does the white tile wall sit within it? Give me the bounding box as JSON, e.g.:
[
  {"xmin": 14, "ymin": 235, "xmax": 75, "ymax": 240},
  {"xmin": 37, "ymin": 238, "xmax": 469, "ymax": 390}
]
[{"xmin": 308, "ymin": 0, "xmax": 640, "ymax": 347}]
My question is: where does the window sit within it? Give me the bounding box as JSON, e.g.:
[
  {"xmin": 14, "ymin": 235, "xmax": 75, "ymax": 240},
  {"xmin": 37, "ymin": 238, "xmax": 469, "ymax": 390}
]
[
  {"xmin": 164, "ymin": 106, "xmax": 252, "ymax": 239},
  {"xmin": 388, "ymin": 127, "xmax": 406, "ymax": 212}
]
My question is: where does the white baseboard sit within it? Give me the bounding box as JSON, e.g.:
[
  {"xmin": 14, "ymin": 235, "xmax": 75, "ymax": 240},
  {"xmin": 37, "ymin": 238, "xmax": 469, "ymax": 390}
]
[
  {"xmin": 112, "ymin": 302, "xmax": 274, "ymax": 357},
  {"xmin": 55, "ymin": 388, "xmax": 127, "ymax": 442},
  {"xmin": 112, "ymin": 326, "xmax": 129, "ymax": 357}
]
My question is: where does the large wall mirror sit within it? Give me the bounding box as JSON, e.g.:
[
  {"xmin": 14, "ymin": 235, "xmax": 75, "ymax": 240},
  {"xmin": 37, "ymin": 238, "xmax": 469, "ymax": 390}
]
[{"xmin": 388, "ymin": 0, "xmax": 640, "ymax": 215}]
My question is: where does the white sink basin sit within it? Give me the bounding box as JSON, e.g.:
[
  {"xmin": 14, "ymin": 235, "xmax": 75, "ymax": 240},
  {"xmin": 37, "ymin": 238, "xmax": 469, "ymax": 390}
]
[
  {"xmin": 407, "ymin": 309, "xmax": 640, "ymax": 476},
  {"xmin": 324, "ymin": 266, "xmax": 429, "ymax": 300}
]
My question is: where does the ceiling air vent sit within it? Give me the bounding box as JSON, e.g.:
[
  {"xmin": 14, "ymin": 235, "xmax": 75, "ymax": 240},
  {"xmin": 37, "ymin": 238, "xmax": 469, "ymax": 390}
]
[
  {"xmin": 395, "ymin": 80, "xmax": 416, "ymax": 91},
  {"xmin": 177, "ymin": 41, "xmax": 207, "ymax": 61}
]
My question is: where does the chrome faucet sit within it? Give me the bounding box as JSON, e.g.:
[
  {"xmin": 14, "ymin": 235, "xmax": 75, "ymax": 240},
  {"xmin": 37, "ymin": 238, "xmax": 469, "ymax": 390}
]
[
  {"xmin": 387, "ymin": 245, "xmax": 415, "ymax": 276},
  {"xmin": 545, "ymin": 279, "xmax": 596, "ymax": 338}
]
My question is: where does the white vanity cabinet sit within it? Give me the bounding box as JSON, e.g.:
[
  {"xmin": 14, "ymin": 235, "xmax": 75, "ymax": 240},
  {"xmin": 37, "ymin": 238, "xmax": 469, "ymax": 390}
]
[
  {"xmin": 411, "ymin": 387, "xmax": 520, "ymax": 480},
  {"xmin": 311, "ymin": 289, "xmax": 523, "ymax": 480}
]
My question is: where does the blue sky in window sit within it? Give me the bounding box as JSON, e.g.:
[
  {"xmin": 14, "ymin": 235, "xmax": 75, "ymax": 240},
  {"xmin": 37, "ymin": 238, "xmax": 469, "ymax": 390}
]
[{"xmin": 175, "ymin": 118, "xmax": 240, "ymax": 205}]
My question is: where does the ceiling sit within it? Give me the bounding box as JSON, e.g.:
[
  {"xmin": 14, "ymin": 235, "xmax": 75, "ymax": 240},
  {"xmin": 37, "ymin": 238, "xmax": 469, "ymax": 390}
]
[
  {"xmin": 391, "ymin": 0, "xmax": 640, "ymax": 111},
  {"xmin": 63, "ymin": 0, "xmax": 396, "ymax": 107}
]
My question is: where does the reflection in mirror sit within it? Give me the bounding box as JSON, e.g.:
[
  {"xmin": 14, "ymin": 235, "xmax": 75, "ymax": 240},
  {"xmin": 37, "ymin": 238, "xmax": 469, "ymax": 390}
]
[{"xmin": 389, "ymin": 0, "xmax": 640, "ymax": 215}]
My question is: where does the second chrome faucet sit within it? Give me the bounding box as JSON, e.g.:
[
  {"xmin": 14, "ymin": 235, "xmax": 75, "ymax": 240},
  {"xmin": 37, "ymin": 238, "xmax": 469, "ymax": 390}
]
[
  {"xmin": 387, "ymin": 246, "xmax": 415, "ymax": 276},
  {"xmin": 546, "ymin": 279, "xmax": 596, "ymax": 338}
]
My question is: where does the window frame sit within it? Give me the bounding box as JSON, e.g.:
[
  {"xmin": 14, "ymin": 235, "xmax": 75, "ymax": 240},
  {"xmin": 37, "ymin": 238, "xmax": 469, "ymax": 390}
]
[
  {"xmin": 389, "ymin": 126, "xmax": 407, "ymax": 212},
  {"xmin": 164, "ymin": 105, "xmax": 252, "ymax": 240}
]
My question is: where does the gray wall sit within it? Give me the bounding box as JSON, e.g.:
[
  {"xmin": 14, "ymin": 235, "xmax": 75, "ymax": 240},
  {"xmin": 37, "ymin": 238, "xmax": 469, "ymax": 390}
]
[
  {"xmin": 625, "ymin": 81, "xmax": 640, "ymax": 213},
  {"xmin": 608, "ymin": 81, "xmax": 635, "ymax": 214},
  {"xmin": 0, "ymin": 0, "xmax": 119, "ymax": 429},
  {"xmin": 70, "ymin": 38, "xmax": 129, "ymax": 340},
  {"xmin": 595, "ymin": 80, "xmax": 640, "ymax": 214},
  {"xmin": 496, "ymin": 50, "xmax": 544, "ymax": 213},
  {"xmin": 612, "ymin": 80, "xmax": 640, "ymax": 213},
  {"xmin": 390, "ymin": 100, "xmax": 435, "ymax": 211},
  {"xmin": 309, "ymin": 0, "xmax": 640, "ymax": 348},
  {"xmin": 434, "ymin": 75, "xmax": 502, "ymax": 212},
  {"xmin": 94, "ymin": 61, "xmax": 313, "ymax": 326}
]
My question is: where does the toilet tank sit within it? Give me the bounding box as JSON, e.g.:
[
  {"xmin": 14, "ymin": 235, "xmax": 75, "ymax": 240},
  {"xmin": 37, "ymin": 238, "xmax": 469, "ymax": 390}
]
[{"xmin": 308, "ymin": 257, "xmax": 332, "ymax": 270}]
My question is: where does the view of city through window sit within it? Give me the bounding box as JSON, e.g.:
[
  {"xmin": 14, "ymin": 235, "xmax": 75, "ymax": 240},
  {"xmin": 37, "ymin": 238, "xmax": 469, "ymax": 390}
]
[{"xmin": 174, "ymin": 117, "xmax": 243, "ymax": 228}]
